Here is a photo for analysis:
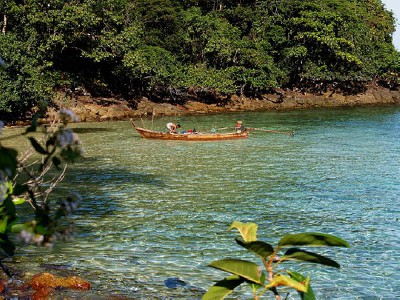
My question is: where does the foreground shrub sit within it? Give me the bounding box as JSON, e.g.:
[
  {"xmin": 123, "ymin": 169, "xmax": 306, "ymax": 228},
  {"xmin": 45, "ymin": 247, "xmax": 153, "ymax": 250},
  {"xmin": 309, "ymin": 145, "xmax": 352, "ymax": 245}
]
[{"xmin": 203, "ymin": 221, "xmax": 350, "ymax": 300}]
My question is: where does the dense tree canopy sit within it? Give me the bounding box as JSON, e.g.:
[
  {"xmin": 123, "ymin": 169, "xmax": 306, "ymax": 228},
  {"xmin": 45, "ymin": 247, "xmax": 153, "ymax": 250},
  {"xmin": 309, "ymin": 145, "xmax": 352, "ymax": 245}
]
[{"xmin": 0, "ymin": 0, "xmax": 399, "ymax": 119}]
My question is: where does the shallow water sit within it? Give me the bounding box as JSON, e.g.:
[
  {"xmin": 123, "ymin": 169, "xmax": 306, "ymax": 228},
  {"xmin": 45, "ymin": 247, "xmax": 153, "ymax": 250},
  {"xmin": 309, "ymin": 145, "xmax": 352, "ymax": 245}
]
[{"xmin": 3, "ymin": 106, "xmax": 400, "ymax": 299}]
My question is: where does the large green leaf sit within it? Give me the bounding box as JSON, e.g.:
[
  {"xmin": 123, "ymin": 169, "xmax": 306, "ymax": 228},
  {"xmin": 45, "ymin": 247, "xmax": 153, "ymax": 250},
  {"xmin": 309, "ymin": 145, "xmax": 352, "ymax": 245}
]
[
  {"xmin": 208, "ymin": 259, "xmax": 262, "ymax": 284},
  {"xmin": 283, "ymin": 248, "xmax": 340, "ymax": 268},
  {"xmin": 11, "ymin": 223, "xmax": 29, "ymax": 233},
  {"xmin": 279, "ymin": 233, "xmax": 350, "ymax": 248},
  {"xmin": 229, "ymin": 221, "xmax": 257, "ymax": 242},
  {"xmin": 29, "ymin": 137, "xmax": 48, "ymax": 155},
  {"xmin": 287, "ymin": 271, "xmax": 316, "ymax": 300},
  {"xmin": 202, "ymin": 275, "xmax": 245, "ymax": 300},
  {"xmin": 235, "ymin": 238, "xmax": 274, "ymax": 258},
  {"xmin": 266, "ymin": 273, "xmax": 309, "ymax": 292}
]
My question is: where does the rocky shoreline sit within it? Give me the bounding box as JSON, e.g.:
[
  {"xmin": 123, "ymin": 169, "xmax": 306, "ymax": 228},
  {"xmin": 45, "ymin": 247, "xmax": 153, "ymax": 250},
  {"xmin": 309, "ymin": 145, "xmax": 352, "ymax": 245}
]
[{"xmin": 42, "ymin": 84, "xmax": 400, "ymax": 123}]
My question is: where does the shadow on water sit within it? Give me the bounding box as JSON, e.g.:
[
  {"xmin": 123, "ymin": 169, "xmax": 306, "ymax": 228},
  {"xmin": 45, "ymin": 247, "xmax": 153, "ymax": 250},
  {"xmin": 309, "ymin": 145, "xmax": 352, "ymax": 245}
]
[
  {"xmin": 70, "ymin": 127, "xmax": 115, "ymax": 134},
  {"xmin": 66, "ymin": 161, "xmax": 166, "ymax": 188},
  {"xmin": 68, "ymin": 156, "xmax": 165, "ymax": 186},
  {"xmin": 54, "ymin": 160, "xmax": 167, "ymax": 224}
]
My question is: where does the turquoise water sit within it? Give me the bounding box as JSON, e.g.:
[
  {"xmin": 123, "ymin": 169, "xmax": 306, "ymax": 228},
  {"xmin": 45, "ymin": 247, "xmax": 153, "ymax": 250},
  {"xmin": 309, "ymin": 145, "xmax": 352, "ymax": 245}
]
[{"xmin": 5, "ymin": 106, "xmax": 400, "ymax": 299}]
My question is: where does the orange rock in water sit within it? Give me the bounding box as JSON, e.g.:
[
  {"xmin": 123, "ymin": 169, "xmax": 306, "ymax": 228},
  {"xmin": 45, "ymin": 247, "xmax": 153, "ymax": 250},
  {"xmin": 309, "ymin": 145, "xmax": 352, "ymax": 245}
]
[
  {"xmin": 31, "ymin": 272, "xmax": 91, "ymax": 290},
  {"xmin": 63, "ymin": 275, "xmax": 91, "ymax": 290},
  {"xmin": 32, "ymin": 286, "xmax": 53, "ymax": 299},
  {"xmin": 30, "ymin": 272, "xmax": 91, "ymax": 298}
]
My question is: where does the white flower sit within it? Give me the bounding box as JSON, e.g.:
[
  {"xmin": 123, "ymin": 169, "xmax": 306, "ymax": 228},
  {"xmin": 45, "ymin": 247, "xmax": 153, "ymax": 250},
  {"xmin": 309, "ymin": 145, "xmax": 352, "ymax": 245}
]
[
  {"xmin": 19, "ymin": 230, "xmax": 46, "ymax": 245},
  {"xmin": 59, "ymin": 109, "xmax": 80, "ymax": 122},
  {"xmin": 0, "ymin": 180, "xmax": 8, "ymax": 203},
  {"xmin": 57, "ymin": 128, "xmax": 77, "ymax": 147},
  {"xmin": 19, "ymin": 230, "xmax": 34, "ymax": 244}
]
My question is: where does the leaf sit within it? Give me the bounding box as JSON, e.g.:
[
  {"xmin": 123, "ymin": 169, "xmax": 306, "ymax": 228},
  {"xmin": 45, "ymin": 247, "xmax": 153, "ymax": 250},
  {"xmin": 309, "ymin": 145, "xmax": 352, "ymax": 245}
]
[
  {"xmin": 3, "ymin": 196, "xmax": 16, "ymax": 217},
  {"xmin": 52, "ymin": 156, "xmax": 62, "ymax": 169},
  {"xmin": 11, "ymin": 223, "xmax": 28, "ymax": 233},
  {"xmin": 235, "ymin": 238, "xmax": 274, "ymax": 258},
  {"xmin": 0, "ymin": 216, "xmax": 8, "ymax": 234},
  {"xmin": 12, "ymin": 198, "xmax": 25, "ymax": 205},
  {"xmin": 287, "ymin": 271, "xmax": 316, "ymax": 300},
  {"xmin": 34, "ymin": 224, "xmax": 50, "ymax": 235},
  {"xmin": 208, "ymin": 259, "xmax": 263, "ymax": 284},
  {"xmin": 25, "ymin": 115, "xmax": 38, "ymax": 134},
  {"xmin": 0, "ymin": 237, "xmax": 16, "ymax": 256},
  {"xmin": 279, "ymin": 233, "xmax": 350, "ymax": 248},
  {"xmin": 46, "ymin": 136, "xmax": 56, "ymax": 148},
  {"xmin": 283, "ymin": 248, "xmax": 340, "ymax": 268},
  {"xmin": 249, "ymin": 271, "xmax": 266, "ymax": 291},
  {"xmin": 229, "ymin": 221, "xmax": 257, "ymax": 242},
  {"xmin": 13, "ymin": 184, "xmax": 28, "ymax": 196},
  {"xmin": 29, "ymin": 137, "xmax": 48, "ymax": 155},
  {"xmin": 266, "ymin": 274, "xmax": 309, "ymax": 293},
  {"xmin": 0, "ymin": 146, "xmax": 18, "ymax": 177},
  {"xmin": 60, "ymin": 147, "xmax": 81, "ymax": 162},
  {"xmin": 6, "ymin": 181, "xmax": 13, "ymax": 195},
  {"xmin": 202, "ymin": 275, "xmax": 245, "ymax": 300}
]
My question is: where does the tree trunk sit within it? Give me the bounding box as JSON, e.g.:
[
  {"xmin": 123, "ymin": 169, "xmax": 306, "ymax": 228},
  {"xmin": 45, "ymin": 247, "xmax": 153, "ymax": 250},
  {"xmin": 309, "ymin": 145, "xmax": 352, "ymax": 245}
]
[{"xmin": 2, "ymin": 15, "xmax": 6, "ymax": 34}]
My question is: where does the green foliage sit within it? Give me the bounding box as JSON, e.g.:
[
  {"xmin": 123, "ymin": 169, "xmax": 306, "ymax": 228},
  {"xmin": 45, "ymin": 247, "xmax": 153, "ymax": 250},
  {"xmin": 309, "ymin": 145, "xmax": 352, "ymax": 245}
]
[
  {"xmin": 202, "ymin": 275, "xmax": 245, "ymax": 300},
  {"xmin": 0, "ymin": 111, "xmax": 82, "ymax": 258},
  {"xmin": 123, "ymin": 46, "xmax": 179, "ymax": 88},
  {"xmin": 0, "ymin": 0, "xmax": 399, "ymax": 118},
  {"xmin": 203, "ymin": 221, "xmax": 350, "ymax": 299}
]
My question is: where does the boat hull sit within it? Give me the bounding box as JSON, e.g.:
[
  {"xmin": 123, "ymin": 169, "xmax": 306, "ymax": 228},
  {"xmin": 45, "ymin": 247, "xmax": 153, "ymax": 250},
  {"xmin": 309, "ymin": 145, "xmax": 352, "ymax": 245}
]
[{"xmin": 131, "ymin": 121, "xmax": 248, "ymax": 141}]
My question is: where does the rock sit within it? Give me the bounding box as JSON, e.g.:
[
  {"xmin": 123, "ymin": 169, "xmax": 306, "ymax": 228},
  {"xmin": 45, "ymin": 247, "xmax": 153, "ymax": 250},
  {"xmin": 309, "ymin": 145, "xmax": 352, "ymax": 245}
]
[
  {"xmin": 30, "ymin": 272, "xmax": 91, "ymax": 290},
  {"xmin": 30, "ymin": 272, "xmax": 91, "ymax": 298},
  {"xmin": 0, "ymin": 280, "xmax": 5, "ymax": 293},
  {"xmin": 39, "ymin": 87, "xmax": 400, "ymax": 124},
  {"xmin": 164, "ymin": 277, "xmax": 188, "ymax": 289}
]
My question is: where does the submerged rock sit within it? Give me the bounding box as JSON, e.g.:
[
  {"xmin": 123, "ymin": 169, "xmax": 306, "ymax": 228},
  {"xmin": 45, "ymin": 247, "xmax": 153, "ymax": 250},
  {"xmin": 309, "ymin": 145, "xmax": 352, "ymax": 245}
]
[
  {"xmin": 164, "ymin": 277, "xmax": 206, "ymax": 296},
  {"xmin": 164, "ymin": 277, "xmax": 188, "ymax": 289},
  {"xmin": 30, "ymin": 272, "xmax": 91, "ymax": 298}
]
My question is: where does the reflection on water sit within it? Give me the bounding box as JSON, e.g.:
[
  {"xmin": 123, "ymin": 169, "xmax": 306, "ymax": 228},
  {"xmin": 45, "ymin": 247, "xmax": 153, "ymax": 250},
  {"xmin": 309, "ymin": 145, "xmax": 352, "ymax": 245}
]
[{"xmin": 3, "ymin": 107, "xmax": 400, "ymax": 299}]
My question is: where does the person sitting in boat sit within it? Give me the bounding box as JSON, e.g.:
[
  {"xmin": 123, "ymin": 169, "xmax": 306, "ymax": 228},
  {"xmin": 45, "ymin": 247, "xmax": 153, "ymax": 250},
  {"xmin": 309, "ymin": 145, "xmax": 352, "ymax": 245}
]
[
  {"xmin": 235, "ymin": 120, "xmax": 245, "ymax": 133},
  {"xmin": 185, "ymin": 128, "xmax": 197, "ymax": 134},
  {"xmin": 166, "ymin": 122, "xmax": 181, "ymax": 133}
]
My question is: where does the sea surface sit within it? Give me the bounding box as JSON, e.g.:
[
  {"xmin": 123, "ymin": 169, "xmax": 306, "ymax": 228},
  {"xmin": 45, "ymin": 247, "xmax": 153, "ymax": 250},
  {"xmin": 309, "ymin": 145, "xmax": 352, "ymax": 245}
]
[{"xmin": 2, "ymin": 106, "xmax": 400, "ymax": 299}]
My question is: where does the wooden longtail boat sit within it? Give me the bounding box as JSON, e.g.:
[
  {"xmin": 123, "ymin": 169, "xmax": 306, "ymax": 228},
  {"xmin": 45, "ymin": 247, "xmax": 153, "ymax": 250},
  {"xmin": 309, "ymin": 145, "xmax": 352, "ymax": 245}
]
[{"xmin": 131, "ymin": 120, "xmax": 248, "ymax": 141}]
